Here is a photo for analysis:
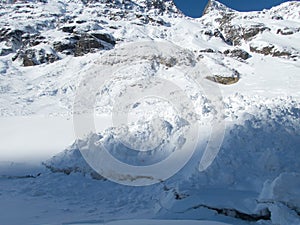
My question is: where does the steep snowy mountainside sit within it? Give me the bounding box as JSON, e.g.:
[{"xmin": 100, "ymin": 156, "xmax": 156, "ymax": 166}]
[
  {"xmin": 0, "ymin": 0, "xmax": 299, "ymax": 116},
  {"xmin": 0, "ymin": 1, "xmax": 300, "ymax": 225}
]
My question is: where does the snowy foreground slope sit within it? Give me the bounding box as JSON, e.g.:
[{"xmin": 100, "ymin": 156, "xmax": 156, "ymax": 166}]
[{"xmin": 0, "ymin": 0, "xmax": 300, "ymax": 224}]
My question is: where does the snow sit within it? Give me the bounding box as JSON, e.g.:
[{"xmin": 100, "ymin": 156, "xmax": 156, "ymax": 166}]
[
  {"xmin": 0, "ymin": 0, "xmax": 300, "ymax": 224},
  {"xmin": 258, "ymin": 172, "xmax": 300, "ymax": 224},
  {"xmin": 0, "ymin": 115, "xmax": 113, "ymax": 162}
]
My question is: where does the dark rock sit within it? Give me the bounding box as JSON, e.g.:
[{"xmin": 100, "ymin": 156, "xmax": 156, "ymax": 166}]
[
  {"xmin": 53, "ymin": 40, "xmax": 76, "ymax": 55},
  {"xmin": 220, "ymin": 24, "xmax": 270, "ymax": 46},
  {"xmin": 75, "ymin": 20, "xmax": 86, "ymax": 24},
  {"xmin": 0, "ymin": 28, "xmax": 24, "ymax": 56},
  {"xmin": 204, "ymin": 29, "xmax": 228, "ymax": 44},
  {"xmin": 22, "ymin": 33, "xmax": 47, "ymax": 46},
  {"xmin": 221, "ymin": 25, "xmax": 241, "ymax": 46},
  {"xmin": 276, "ymin": 27, "xmax": 298, "ymax": 35},
  {"xmin": 206, "ymin": 69, "xmax": 240, "ymax": 85},
  {"xmin": 250, "ymin": 44, "xmax": 292, "ymax": 57},
  {"xmin": 272, "ymin": 50, "xmax": 292, "ymax": 57},
  {"xmin": 21, "ymin": 50, "xmax": 38, "ymax": 66},
  {"xmin": 271, "ymin": 15, "xmax": 283, "ymax": 20},
  {"xmin": 145, "ymin": 0, "xmax": 178, "ymax": 14},
  {"xmin": 200, "ymin": 48, "xmax": 215, "ymax": 53},
  {"xmin": 242, "ymin": 25, "xmax": 271, "ymax": 41},
  {"xmin": 13, "ymin": 47, "xmax": 60, "ymax": 67},
  {"xmin": 53, "ymin": 32, "xmax": 115, "ymax": 56},
  {"xmin": 250, "ymin": 45, "xmax": 274, "ymax": 56},
  {"xmin": 61, "ymin": 26, "xmax": 76, "ymax": 33},
  {"xmin": 31, "ymin": 36, "xmax": 47, "ymax": 46},
  {"xmin": 206, "ymin": 75, "xmax": 239, "ymax": 85},
  {"xmin": 224, "ymin": 48, "xmax": 251, "ymax": 60},
  {"xmin": 214, "ymin": 29, "xmax": 226, "ymax": 40},
  {"xmin": 91, "ymin": 32, "xmax": 116, "ymax": 45},
  {"xmin": 74, "ymin": 34, "xmax": 105, "ymax": 56},
  {"xmin": 203, "ymin": 1, "xmax": 271, "ymax": 46}
]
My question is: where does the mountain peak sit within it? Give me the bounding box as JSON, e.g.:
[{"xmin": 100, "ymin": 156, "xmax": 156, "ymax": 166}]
[{"xmin": 203, "ymin": 0, "xmax": 234, "ymax": 16}]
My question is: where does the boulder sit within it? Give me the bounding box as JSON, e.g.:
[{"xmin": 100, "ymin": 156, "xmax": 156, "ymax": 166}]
[
  {"xmin": 206, "ymin": 75, "xmax": 239, "ymax": 85},
  {"xmin": 61, "ymin": 25, "xmax": 76, "ymax": 33},
  {"xmin": 224, "ymin": 48, "xmax": 251, "ymax": 60}
]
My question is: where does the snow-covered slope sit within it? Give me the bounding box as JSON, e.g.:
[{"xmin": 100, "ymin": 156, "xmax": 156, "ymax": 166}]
[
  {"xmin": 0, "ymin": 0, "xmax": 299, "ymax": 116},
  {"xmin": 0, "ymin": 0, "xmax": 300, "ymax": 224}
]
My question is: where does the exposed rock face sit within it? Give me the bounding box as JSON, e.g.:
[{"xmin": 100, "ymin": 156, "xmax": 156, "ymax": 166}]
[
  {"xmin": 0, "ymin": 28, "xmax": 24, "ymax": 56},
  {"xmin": 53, "ymin": 39, "xmax": 76, "ymax": 55},
  {"xmin": 202, "ymin": 0, "xmax": 295, "ymax": 48},
  {"xmin": 13, "ymin": 46, "xmax": 60, "ymax": 66},
  {"xmin": 0, "ymin": 0, "xmax": 299, "ymax": 70},
  {"xmin": 61, "ymin": 25, "xmax": 76, "ymax": 33},
  {"xmin": 210, "ymin": 14, "xmax": 270, "ymax": 46},
  {"xmin": 1, "ymin": 0, "xmax": 175, "ymax": 66},
  {"xmin": 74, "ymin": 34, "xmax": 106, "ymax": 56},
  {"xmin": 91, "ymin": 32, "xmax": 116, "ymax": 45},
  {"xmin": 250, "ymin": 46, "xmax": 290, "ymax": 57},
  {"xmin": 249, "ymin": 42, "xmax": 298, "ymax": 59},
  {"xmin": 277, "ymin": 27, "xmax": 300, "ymax": 35},
  {"xmin": 224, "ymin": 48, "xmax": 251, "ymax": 60},
  {"xmin": 206, "ymin": 68, "xmax": 240, "ymax": 85},
  {"xmin": 200, "ymin": 48, "xmax": 215, "ymax": 53},
  {"xmin": 242, "ymin": 24, "xmax": 271, "ymax": 41},
  {"xmin": 204, "ymin": 29, "xmax": 228, "ymax": 43},
  {"xmin": 53, "ymin": 32, "xmax": 115, "ymax": 56}
]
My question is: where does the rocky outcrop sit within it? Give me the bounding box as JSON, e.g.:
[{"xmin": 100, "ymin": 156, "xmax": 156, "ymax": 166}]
[
  {"xmin": 249, "ymin": 42, "xmax": 298, "ymax": 58},
  {"xmin": 218, "ymin": 21, "xmax": 270, "ymax": 46},
  {"xmin": 0, "ymin": 28, "xmax": 24, "ymax": 56},
  {"xmin": 224, "ymin": 48, "xmax": 251, "ymax": 60},
  {"xmin": 91, "ymin": 32, "xmax": 116, "ymax": 45},
  {"xmin": 53, "ymin": 32, "xmax": 115, "ymax": 57},
  {"xmin": 206, "ymin": 75, "xmax": 239, "ymax": 85},
  {"xmin": 200, "ymin": 48, "xmax": 215, "ymax": 53},
  {"xmin": 12, "ymin": 46, "xmax": 60, "ymax": 66},
  {"xmin": 206, "ymin": 67, "xmax": 240, "ymax": 85},
  {"xmin": 277, "ymin": 27, "xmax": 300, "ymax": 35},
  {"xmin": 203, "ymin": 29, "xmax": 229, "ymax": 43},
  {"xmin": 61, "ymin": 25, "xmax": 76, "ymax": 33},
  {"xmin": 74, "ymin": 33, "xmax": 106, "ymax": 56},
  {"xmin": 242, "ymin": 24, "xmax": 271, "ymax": 41},
  {"xmin": 203, "ymin": 0, "xmax": 272, "ymax": 46},
  {"xmin": 53, "ymin": 38, "xmax": 77, "ymax": 55}
]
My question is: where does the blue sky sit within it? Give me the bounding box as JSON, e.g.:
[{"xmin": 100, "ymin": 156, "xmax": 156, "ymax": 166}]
[{"xmin": 173, "ymin": 0, "xmax": 294, "ymax": 18}]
